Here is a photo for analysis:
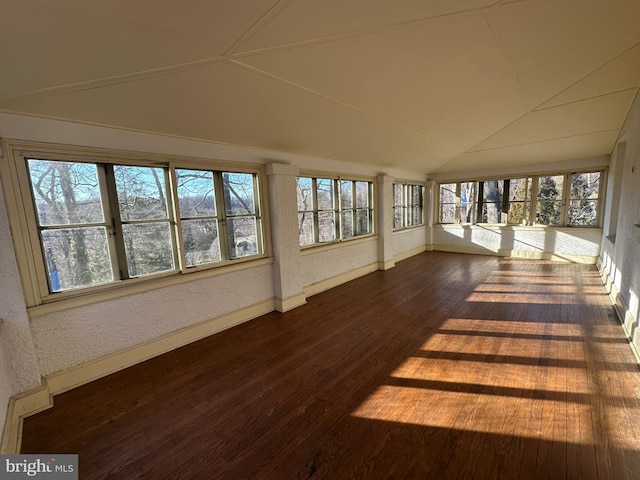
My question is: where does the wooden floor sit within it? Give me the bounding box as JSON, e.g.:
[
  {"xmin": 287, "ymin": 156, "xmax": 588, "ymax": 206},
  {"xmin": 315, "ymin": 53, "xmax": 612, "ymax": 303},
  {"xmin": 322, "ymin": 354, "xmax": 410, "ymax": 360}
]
[{"xmin": 21, "ymin": 252, "xmax": 640, "ymax": 479}]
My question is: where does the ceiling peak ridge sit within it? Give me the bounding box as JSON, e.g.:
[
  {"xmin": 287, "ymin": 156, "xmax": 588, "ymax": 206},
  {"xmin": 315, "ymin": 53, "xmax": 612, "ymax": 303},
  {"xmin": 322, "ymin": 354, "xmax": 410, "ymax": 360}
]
[
  {"xmin": 0, "ymin": 57, "xmax": 226, "ymax": 103},
  {"xmin": 230, "ymin": 2, "xmax": 515, "ymax": 59}
]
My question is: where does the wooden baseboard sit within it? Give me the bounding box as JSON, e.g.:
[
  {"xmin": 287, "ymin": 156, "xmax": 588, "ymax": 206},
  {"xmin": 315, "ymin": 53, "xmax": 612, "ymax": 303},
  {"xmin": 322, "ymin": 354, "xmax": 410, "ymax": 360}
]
[{"xmin": 0, "ymin": 298, "xmax": 275, "ymax": 454}]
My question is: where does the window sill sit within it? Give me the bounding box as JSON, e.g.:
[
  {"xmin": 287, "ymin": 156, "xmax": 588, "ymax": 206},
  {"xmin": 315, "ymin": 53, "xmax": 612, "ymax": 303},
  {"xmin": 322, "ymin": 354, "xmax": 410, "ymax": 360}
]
[
  {"xmin": 27, "ymin": 256, "xmax": 274, "ymax": 317},
  {"xmin": 300, "ymin": 234, "xmax": 378, "ymax": 256},
  {"xmin": 393, "ymin": 224, "xmax": 426, "ymax": 233}
]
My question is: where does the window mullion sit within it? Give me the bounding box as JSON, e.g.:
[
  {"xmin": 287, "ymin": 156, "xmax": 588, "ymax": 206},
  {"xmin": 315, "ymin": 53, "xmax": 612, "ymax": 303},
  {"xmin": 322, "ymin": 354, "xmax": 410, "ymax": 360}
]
[
  {"xmin": 213, "ymin": 172, "xmax": 231, "ymax": 261},
  {"xmin": 104, "ymin": 164, "xmax": 130, "ymax": 280}
]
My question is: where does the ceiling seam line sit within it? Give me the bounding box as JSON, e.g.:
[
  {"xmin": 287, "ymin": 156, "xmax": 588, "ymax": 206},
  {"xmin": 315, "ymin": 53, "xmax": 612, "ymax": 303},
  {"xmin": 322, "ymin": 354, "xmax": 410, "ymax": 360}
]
[
  {"xmin": 222, "ymin": 0, "xmax": 294, "ymax": 58},
  {"xmin": 466, "ymin": 128, "xmax": 620, "ymax": 154},
  {"xmin": 438, "ymin": 40, "xmax": 640, "ymax": 171},
  {"xmin": 227, "ymin": 59, "xmax": 449, "ymax": 145},
  {"xmin": 532, "ymin": 88, "xmax": 639, "ymax": 113},
  {"xmin": 533, "ymin": 40, "xmax": 640, "ymax": 112},
  {"xmin": 229, "ymin": 3, "xmax": 512, "ymax": 59},
  {"xmin": 0, "ymin": 57, "xmax": 227, "ymax": 102}
]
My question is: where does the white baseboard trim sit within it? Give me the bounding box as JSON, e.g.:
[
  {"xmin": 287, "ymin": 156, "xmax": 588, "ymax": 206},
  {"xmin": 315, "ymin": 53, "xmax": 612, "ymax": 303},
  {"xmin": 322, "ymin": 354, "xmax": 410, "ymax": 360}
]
[
  {"xmin": 377, "ymin": 260, "xmax": 395, "ymax": 270},
  {"xmin": 303, "ymin": 263, "xmax": 379, "ymax": 297},
  {"xmin": 598, "ymin": 259, "xmax": 640, "ymax": 364},
  {"xmin": 274, "ymin": 292, "xmax": 307, "ymax": 312},
  {"xmin": 432, "ymin": 244, "xmax": 597, "ymax": 264},
  {"xmin": 0, "ymin": 298, "xmax": 275, "ymax": 454},
  {"xmin": 393, "ymin": 245, "xmax": 428, "ymax": 263},
  {"xmin": 1, "ymin": 386, "xmax": 52, "ymax": 454}
]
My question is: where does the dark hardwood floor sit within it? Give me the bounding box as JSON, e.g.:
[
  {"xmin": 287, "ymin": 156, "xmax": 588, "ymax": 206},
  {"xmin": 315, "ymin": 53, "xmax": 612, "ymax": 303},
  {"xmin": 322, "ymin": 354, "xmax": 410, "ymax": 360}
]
[{"xmin": 21, "ymin": 252, "xmax": 640, "ymax": 479}]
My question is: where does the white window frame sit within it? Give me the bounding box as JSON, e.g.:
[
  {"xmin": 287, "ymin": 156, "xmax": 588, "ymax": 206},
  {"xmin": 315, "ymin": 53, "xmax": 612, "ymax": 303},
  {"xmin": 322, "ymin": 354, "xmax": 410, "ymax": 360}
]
[
  {"xmin": 393, "ymin": 182, "xmax": 425, "ymax": 230},
  {"xmin": 296, "ymin": 174, "xmax": 375, "ymax": 248},
  {"xmin": 0, "ymin": 140, "xmax": 270, "ymax": 309},
  {"xmin": 436, "ymin": 169, "xmax": 606, "ymax": 228}
]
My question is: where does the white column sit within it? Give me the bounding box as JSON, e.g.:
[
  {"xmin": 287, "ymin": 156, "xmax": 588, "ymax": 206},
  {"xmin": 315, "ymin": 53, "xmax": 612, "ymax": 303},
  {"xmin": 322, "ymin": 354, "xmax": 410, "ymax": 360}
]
[
  {"xmin": 376, "ymin": 174, "xmax": 395, "ymax": 270},
  {"xmin": 265, "ymin": 163, "xmax": 306, "ymax": 312}
]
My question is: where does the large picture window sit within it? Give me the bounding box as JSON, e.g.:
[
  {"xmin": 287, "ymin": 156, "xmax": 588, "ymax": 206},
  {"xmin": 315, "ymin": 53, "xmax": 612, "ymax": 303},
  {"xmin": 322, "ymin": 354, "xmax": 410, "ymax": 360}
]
[
  {"xmin": 297, "ymin": 176, "xmax": 373, "ymax": 246},
  {"xmin": 437, "ymin": 170, "xmax": 603, "ymax": 227},
  {"xmin": 20, "ymin": 155, "xmax": 264, "ymax": 297}
]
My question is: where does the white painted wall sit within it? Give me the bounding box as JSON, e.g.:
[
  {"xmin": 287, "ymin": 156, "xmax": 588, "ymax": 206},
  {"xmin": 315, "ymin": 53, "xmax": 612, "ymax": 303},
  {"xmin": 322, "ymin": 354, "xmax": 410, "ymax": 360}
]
[
  {"xmin": 30, "ymin": 265, "xmax": 274, "ymax": 376},
  {"xmin": 600, "ymin": 90, "xmax": 640, "ymax": 358},
  {"xmin": 301, "ymin": 238, "xmax": 378, "ymax": 288},
  {"xmin": 433, "ymin": 225, "xmax": 602, "ymax": 262},
  {"xmin": 393, "ymin": 227, "xmax": 429, "ymax": 258},
  {"xmin": 0, "ymin": 181, "xmax": 41, "ymax": 431}
]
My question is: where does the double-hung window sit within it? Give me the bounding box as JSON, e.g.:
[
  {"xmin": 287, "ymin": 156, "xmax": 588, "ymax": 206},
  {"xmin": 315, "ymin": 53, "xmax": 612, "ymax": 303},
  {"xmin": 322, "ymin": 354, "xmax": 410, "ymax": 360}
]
[
  {"xmin": 393, "ymin": 183, "xmax": 424, "ymax": 229},
  {"xmin": 7, "ymin": 144, "xmax": 265, "ymax": 303},
  {"xmin": 296, "ymin": 176, "xmax": 374, "ymax": 246}
]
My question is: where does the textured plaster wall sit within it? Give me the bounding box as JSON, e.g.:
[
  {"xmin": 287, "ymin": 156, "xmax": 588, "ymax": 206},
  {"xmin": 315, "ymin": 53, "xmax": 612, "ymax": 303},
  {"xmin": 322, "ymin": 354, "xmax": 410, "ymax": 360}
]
[
  {"xmin": 301, "ymin": 238, "xmax": 378, "ymax": 288},
  {"xmin": 601, "ymin": 90, "xmax": 640, "ymax": 353},
  {"xmin": 0, "ymin": 181, "xmax": 41, "ymax": 429},
  {"xmin": 433, "ymin": 225, "xmax": 601, "ymax": 259},
  {"xmin": 393, "ymin": 227, "xmax": 428, "ymax": 257},
  {"xmin": 30, "ymin": 264, "xmax": 274, "ymax": 376}
]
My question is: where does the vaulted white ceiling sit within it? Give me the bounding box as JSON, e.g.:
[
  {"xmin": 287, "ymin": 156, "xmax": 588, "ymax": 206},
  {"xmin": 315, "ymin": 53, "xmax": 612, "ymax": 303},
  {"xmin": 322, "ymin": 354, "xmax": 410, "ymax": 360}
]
[{"xmin": 1, "ymin": 0, "xmax": 638, "ymax": 174}]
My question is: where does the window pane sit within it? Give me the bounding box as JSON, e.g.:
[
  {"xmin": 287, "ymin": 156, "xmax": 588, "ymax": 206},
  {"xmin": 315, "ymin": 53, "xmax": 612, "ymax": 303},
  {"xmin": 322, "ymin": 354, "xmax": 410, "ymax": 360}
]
[
  {"xmin": 115, "ymin": 165, "xmax": 168, "ymax": 221},
  {"xmin": 41, "ymin": 227, "xmax": 112, "ymax": 292},
  {"xmin": 176, "ymin": 169, "xmax": 216, "ymax": 217},
  {"xmin": 182, "ymin": 219, "xmax": 221, "ymax": 267},
  {"xmin": 122, "ymin": 223, "xmax": 175, "ymax": 276},
  {"xmin": 440, "ymin": 183, "xmax": 455, "ymax": 204},
  {"xmin": 297, "ymin": 177, "xmax": 313, "ymax": 212},
  {"xmin": 507, "ymin": 178, "xmax": 530, "ymax": 225},
  {"xmin": 411, "ymin": 185, "xmax": 423, "ymax": 207},
  {"xmin": 28, "ymin": 159, "xmax": 104, "ymax": 226},
  {"xmin": 569, "ymin": 173, "xmax": 599, "ymax": 226},
  {"xmin": 413, "ymin": 206, "xmax": 423, "ymax": 225},
  {"xmin": 227, "ymin": 217, "xmax": 259, "ymax": 259},
  {"xmin": 298, "ymin": 212, "xmax": 314, "ymax": 246},
  {"xmin": 394, "ymin": 207, "xmax": 403, "ymax": 228},
  {"xmin": 355, "ymin": 209, "xmax": 371, "ymax": 235},
  {"xmin": 341, "ymin": 211, "xmax": 354, "ymax": 238},
  {"xmin": 460, "ymin": 182, "xmax": 474, "ymax": 223},
  {"xmin": 318, "ymin": 211, "xmax": 336, "ymax": 242},
  {"xmin": 537, "ymin": 175, "xmax": 563, "ymax": 201},
  {"xmin": 537, "ymin": 175, "xmax": 563, "ymax": 225},
  {"xmin": 341, "ymin": 181, "xmax": 353, "ymax": 209},
  {"xmin": 480, "ymin": 180, "xmax": 504, "ymax": 223},
  {"xmin": 394, "ymin": 184, "xmax": 403, "ymax": 206},
  {"xmin": 440, "ymin": 203, "xmax": 456, "ymax": 224},
  {"xmin": 355, "ymin": 181, "xmax": 369, "ymax": 208},
  {"xmin": 223, "ymin": 172, "xmax": 256, "ymax": 215},
  {"xmin": 316, "ymin": 179, "xmax": 334, "ymax": 210},
  {"xmin": 569, "ymin": 200, "xmax": 598, "ymax": 226}
]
